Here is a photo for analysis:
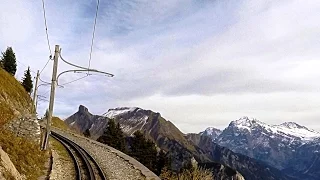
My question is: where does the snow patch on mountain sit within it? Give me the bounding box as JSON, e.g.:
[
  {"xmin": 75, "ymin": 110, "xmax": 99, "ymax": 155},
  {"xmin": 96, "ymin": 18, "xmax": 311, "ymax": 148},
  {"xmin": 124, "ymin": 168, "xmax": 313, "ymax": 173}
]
[
  {"xmin": 70, "ymin": 121, "xmax": 76, "ymax": 126},
  {"xmin": 103, "ymin": 107, "xmax": 138, "ymax": 118},
  {"xmin": 103, "ymin": 107, "xmax": 149, "ymax": 134},
  {"xmin": 274, "ymin": 123, "xmax": 319, "ymax": 141},
  {"xmin": 201, "ymin": 127, "xmax": 221, "ymax": 135}
]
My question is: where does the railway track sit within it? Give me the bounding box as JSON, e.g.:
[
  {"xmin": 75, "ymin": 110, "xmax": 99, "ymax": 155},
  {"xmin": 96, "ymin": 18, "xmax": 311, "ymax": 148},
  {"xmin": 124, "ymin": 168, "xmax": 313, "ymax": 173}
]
[{"xmin": 51, "ymin": 132, "xmax": 107, "ymax": 180}]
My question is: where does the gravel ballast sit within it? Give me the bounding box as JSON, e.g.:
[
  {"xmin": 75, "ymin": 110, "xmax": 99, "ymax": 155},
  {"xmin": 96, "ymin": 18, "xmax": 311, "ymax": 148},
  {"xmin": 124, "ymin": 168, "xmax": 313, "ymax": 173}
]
[{"xmin": 52, "ymin": 128, "xmax": 159, "ymax": 180}]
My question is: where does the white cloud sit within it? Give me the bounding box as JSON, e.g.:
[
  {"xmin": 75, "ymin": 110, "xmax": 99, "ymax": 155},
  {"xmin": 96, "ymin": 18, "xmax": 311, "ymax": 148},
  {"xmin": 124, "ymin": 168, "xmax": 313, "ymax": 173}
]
[
  {"xmin": 125, "ymin": 93, "xmax": 320, "ymax": 133},
  {"xmin": 1, "ymin": 0, "xmax": 320, "ymax": 133}
]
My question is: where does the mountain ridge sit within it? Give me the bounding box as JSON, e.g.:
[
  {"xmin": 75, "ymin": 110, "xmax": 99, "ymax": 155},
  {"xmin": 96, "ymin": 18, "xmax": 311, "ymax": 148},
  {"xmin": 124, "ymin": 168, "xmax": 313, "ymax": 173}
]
[
  {"xmin": 65, "ymin": 105, "xmax": 293, "ymax": 180},
  {"xmin": 198, "ymin": 116, "xmax": 320, "ymax": 180}
]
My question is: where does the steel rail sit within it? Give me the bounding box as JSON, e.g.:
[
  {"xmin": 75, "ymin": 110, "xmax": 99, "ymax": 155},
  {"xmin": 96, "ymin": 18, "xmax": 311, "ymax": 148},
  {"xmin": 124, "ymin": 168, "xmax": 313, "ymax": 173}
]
[
  {"xmin": 51, "ymin": 133, "xmax": 82, "ymax": 180},
  {"xmin": 51, "ymin": 132, "xmax": 107, "ymax": 180}
]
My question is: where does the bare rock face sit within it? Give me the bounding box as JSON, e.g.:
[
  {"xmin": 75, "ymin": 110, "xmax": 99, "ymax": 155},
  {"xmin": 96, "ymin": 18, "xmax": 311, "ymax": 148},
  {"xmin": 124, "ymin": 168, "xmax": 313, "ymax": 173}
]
[
  {"xmin": 0, "ymin": 146, "xmax": 23, "ymax": 180},
  {"xmin": 78, "ymin": 105, "xmax": 89, "ymax": 114}
]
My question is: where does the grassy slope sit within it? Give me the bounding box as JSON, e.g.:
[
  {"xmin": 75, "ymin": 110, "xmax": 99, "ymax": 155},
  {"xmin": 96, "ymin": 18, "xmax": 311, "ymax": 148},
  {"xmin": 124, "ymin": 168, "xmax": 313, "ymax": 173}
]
[
  {"xmin": 52, "ymin": 116, "xmax": 70, "ymax": 131},
  {"xmin": 0, "ymin": 129, "xmax": 49, "ymax": 180},
  {"xmin": 0, "ymin": 68, "xmax": 31, "ymax": 126},
  {"xmin": 51, "ymin": 117, "xmax": 78, "ymax": 134},
  {"xmin": 0, "ymin": 68, "xmax": 49, "ymax": 180}
]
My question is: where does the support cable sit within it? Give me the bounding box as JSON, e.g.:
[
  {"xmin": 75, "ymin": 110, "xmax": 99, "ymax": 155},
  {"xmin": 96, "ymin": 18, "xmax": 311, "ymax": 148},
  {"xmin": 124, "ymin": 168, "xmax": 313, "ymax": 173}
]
[
  {"xmin": 41, "ymin": 0, "xmax": 52, "ymax": 56},
  {"xmin": 40, "ymin": 57, "xmax": 52, "ymax": 75},
  {"xmin": 88, "ymin": 0, "xmax": 100, "ymax": 72},
  {"xmin": 59, "ymin": 75, "xmax": 91, "ymax": 86}
]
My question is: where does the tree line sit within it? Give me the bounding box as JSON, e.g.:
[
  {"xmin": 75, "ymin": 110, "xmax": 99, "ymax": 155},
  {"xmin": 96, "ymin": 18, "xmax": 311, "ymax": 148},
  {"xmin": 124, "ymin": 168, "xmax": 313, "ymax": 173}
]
[
  {"xmin": 96, "ymin": 119, "xmax": 170, "ymax": 175},
  {"xmin": 1, "ymin": 47, "xmax": 33, "ymax": 94}
]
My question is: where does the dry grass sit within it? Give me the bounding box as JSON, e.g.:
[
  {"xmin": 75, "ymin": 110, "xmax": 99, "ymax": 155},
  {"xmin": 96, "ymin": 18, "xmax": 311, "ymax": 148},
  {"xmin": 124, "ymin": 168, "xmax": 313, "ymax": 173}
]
[
  {"xmin": 0, "ymin": 104, "xmax": 14, "ymax": 127},
  {"xmin": 49, "ymin": 137, "xmax": 69, "ymax": 159},
  {"xmin": 51, "ymin": 116, "xmax": 70, "ymax": 131},
  {"xmin": 0, "ymin": 163, "xmax": 15, "ymax": 180},
  {"xmin": 0, "ymin": 128, "xmax": 49, "ymax": 180},
  {"xmin": 160, "ymin": 167, "xmax": 213, "ymax": 180},
  {"xmin": 0, "ymin": 68, "xmax": 46, "ymax": 179},
  {"xmin": 0, "ymin": 68, "xmax": 31, "ymax": 126}
]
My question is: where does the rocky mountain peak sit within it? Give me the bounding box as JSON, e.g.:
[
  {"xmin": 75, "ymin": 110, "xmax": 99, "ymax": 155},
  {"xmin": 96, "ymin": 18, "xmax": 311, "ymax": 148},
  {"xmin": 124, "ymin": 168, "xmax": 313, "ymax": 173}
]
[
  {"xmin": 65, "ymin": 105, "xmax": 109, "ymax": 139},
  {"xmin": 231, "ymin": 116, "xmax": 263, "ymax": 126},
  {"xmin": 200, "ymin": 127, "xmax": 222, "ymax": 139},
  {"xmin": 79, "ymin": 105, "xmax": 89, "ymax": 114},
  {"xmin": 228, "ymin": 117, "xmax": 267, "ymax": 133}
]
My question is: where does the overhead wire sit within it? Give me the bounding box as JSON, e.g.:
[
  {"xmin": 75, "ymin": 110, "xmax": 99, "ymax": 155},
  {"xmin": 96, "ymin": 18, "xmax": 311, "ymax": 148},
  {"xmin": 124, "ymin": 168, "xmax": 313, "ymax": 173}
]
[
  {"xmin": 40, "ymin": 89, "xmax": 51, "ymax": 96},
  {"xmin": 16, "ymin": 60, "xmax": 37, "ymax": 74},
  {"xmin": 88, "ymin": 0, "xmax": 100, "ymax": 71},
  {"xmin": 59, "ymin": 75, "xmax": 91, "ymax": 86},
  {"xmin": 38, "ymin": 97, "xmax": 49, "ymax": 102},
  {"xmin": 41, "ymin": 0, "xmax": 52, "ymax": 56}
]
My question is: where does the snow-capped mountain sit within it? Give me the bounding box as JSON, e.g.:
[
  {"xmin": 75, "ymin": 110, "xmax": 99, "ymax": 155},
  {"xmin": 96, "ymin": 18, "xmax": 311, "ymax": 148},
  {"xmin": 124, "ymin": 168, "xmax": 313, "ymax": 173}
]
[
  {"xmin": 200, "ymin": 127, "xmax": 222, "ymax": 139},
  {"xmin": 103, "ymin": 108, "xmax": 293, "ymax": 180},
  {"xmin": 225, "ymin": 117, "xmax": 320, "ymax": 142},
  {"xmin": 204, "ymin": 116, "xmax": 320, "ymax": 179},
  {"xmin": 65, "ymin": 106, "xmax": 291, "ymax": 180}
]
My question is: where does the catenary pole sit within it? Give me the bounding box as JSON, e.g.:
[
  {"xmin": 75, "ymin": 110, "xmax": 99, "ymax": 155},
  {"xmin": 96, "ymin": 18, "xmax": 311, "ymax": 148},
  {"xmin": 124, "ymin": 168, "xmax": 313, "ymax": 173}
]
[
  {"xmin": 41, "ymin": 45, "xmax": 114, "ymax": 151},
  {"xmin": 32, "ymin": 70, "xmax": 40, "ymax": 114},
  {"xmin": 42, "ymin": 45, "xmax": 59, "ymax": 150}
]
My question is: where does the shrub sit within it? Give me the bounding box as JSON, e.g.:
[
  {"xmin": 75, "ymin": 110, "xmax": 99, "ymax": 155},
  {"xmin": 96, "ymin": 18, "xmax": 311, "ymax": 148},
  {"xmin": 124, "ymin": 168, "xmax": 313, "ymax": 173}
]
[{"xmin": 160, "ymin": 167, "xmax": 213, "ymax": 180}]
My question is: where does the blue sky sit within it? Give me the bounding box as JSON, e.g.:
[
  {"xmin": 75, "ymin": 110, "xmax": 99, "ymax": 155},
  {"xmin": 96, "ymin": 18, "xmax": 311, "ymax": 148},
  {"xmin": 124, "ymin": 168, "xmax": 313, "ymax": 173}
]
[{"xmin": 1, "ymin": 0, "xmax": 320, "ymax": 133}]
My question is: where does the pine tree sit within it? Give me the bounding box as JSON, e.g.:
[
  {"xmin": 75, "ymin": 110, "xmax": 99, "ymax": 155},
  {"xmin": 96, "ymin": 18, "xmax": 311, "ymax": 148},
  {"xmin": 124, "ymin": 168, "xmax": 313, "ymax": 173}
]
[
  {"xmin": 115, "ymin": 122, "xmax": 126, "ymax": 152},
  {"xmin": 1, "ymin": 47, "xmax": 17, "ymax": 75},
  {"xmin": 97, "ymin": 119, "xmax": 126, "ymax": 152},
  {"xmin": 129, "ymin": 131, "xmax": 157, "ymax": 172},
  {"xmin": 156, "ymin": 150, "xmax": 170, "ymax": 175},
  {"xmin": 83, "ymin": 129, "xmax": 91, "ymax": 137},
  {"xmin": 21, "ymin": 67, "xmax": 33, "ymax": 93}
]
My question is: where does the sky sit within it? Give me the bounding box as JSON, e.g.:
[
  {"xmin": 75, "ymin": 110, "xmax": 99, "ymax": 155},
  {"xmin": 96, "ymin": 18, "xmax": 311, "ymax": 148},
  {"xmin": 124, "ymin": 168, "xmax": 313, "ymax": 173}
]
[{"xmin": 1, "ymin": 0, "xmax": 320, "ymax": 133}]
